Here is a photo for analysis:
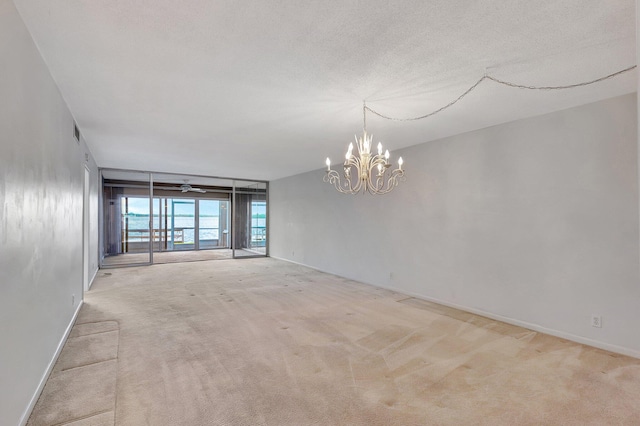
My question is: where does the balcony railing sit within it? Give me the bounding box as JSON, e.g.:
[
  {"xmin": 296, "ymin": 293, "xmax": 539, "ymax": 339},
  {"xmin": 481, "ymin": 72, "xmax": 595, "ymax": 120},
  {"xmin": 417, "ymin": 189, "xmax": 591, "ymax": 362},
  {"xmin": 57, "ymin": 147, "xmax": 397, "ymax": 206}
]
[
  {"xmin": 121, "ymin": 226, "xmax": 263, "ymax": 251},
  {"xmin": 121, "ymin": 227, "xmax": 225, "ymax": 252}
]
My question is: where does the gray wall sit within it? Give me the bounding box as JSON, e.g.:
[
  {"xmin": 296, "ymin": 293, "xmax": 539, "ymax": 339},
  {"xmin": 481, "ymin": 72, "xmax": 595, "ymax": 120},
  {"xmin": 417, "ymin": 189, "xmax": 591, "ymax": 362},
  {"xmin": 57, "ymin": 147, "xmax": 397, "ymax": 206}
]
[
  {"xmin": 0, "ymin": 1, "xmax": 99, "ymax": 424},
  {"xmin": 271, "ymin": 93, "xmax": 640, "ymax": 357}
]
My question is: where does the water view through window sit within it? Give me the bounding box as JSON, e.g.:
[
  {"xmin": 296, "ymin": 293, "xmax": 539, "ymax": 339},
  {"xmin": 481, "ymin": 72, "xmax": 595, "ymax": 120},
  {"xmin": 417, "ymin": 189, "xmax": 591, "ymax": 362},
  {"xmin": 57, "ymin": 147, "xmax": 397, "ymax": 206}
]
[
  {"xmin": 123, "ymin": 197, "xmax": 230, "ymax": 250},
  {"xmin": 251, "ymin": 201, "xmax": 267, "ymax": 247},
  {"xmin": 122, "ymin": 197, "xmax": 266, "ymax": 250}
]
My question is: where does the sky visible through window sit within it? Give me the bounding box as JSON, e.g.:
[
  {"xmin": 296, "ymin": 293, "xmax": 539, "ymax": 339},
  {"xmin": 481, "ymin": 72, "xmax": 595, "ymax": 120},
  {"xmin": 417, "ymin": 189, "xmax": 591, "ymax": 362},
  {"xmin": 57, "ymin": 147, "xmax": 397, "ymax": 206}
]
[
  {"xmin": 123, "ymin": 198, "xmax": 218, "ymax": 216},
  {"xmin": 122, "ymin": 198, "xmax": 264, "ymax": 219}
]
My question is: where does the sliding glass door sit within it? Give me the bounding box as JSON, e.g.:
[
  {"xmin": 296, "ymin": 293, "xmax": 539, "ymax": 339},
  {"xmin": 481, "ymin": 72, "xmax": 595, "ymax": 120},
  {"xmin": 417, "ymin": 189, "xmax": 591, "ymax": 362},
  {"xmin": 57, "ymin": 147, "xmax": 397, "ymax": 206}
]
[
  {"xmin": 152, "ymin": 197, "xmax": 230, "ymax": 251},
  {"xmin": 233, "ymin": 181, "xmax": 268, "ymax": 258},
  {"xmin": 170, "ymin": 199, "xmax": 196, "ymax": 250},
  {"xmin": 101, "ymin": 170, "xmax": 152, "ymax": 267},
  {"xmin": 101, "ymin": 170, "xmax": 268, "ymax": 266},
  {"xmin": 199, "ymin": 200, "xmax": 230, "ymax": 249}
]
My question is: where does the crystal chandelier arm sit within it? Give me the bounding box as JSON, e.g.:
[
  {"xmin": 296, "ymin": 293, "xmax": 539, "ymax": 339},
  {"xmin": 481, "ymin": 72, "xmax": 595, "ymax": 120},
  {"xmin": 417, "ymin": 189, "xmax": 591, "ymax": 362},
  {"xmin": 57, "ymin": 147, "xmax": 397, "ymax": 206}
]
[
  {"xmin": 324, "ymin": 169, "xmax": 363, "ymax": 194},
  {"xmin": 323, "ymin": 169, "xmax": 345, "ymax": 193},
  {"xmin": 365, "ymin": 168, "xmax": 404, "ymax": 195},
  {"xmin": 349, "ymin": 167, "xmax": 363, "ymax": 193},
  {"xmin": 343, "ymin": 166, "xmax": 357, "ymax": 193},
  {"xmin": 351, "ymin": 155, "xmax": 368, "ymax": 192},
  {"xmin": 383, "ymin": 168, "xmax": 406, "ymax": 194},
  {"xmin": 344, "ymin": 156, "xmax": 362, "ymax": 193},
  {"xmin": 339, "ymin": 153, "xmax": 371, "ymax": 194},
  {"xmin": 368, "ymin": 154, "xmax": 388, "ymax": 193},
  {"xmin": 361, "ymin": 151, "xmax": 403, "ymax": 195},
  {"xmin": 371, "ymin": 174, "xmax": 384, "ymax": 194}
]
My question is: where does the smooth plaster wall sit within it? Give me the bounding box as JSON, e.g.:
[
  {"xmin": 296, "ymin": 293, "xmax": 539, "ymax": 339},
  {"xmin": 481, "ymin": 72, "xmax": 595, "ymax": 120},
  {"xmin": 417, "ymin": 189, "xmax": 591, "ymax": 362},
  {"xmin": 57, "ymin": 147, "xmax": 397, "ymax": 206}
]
[
  {"xmin": 0, "ymin": 1, "xmax": 99, "ymax": 424},
  {"xmin": 271, "ymin": 93, "xmax": 640, "ymax": 357}
]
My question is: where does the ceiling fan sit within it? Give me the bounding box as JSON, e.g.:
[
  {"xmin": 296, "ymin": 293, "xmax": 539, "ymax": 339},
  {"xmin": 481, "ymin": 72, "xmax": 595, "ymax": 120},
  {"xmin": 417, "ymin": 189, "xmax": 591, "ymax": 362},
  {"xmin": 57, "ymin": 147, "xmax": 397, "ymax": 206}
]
[{"xmin": 164, "ymin": 180, "xmax": 206, "ymax": 193}]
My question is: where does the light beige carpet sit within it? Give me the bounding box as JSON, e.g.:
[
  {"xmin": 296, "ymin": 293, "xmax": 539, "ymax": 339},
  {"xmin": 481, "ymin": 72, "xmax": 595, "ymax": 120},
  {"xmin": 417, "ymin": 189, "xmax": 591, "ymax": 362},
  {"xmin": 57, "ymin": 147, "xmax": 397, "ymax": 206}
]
[
  {"xmin": 28, "ymin": 258, "xmax": 640, "ymax": 425},
  {"xmin": 28, "ymin": 321, "xmax": 119, "ymax": 425},
  {"xmin": 102, "ymin": 249, "xmax": 233, "ymax": 267}
]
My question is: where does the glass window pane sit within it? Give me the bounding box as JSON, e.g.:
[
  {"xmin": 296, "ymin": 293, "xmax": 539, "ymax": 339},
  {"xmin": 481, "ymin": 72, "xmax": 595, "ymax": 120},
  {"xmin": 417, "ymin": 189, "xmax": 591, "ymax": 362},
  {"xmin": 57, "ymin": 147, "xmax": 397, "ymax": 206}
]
[
  {"xmin": 233, "ymin": 181, "xmax": 267, "ymax": 258},
  {"xmin": 199, "ymin": 200, "xmax": 219, "ymax": 249},
  {"xmin": 102, "ymin": 170, "xmax": 152, "ymax": 267},
  {"xmin": 172, "ymin": 199, "xmax": 195, "ymax": 250}
]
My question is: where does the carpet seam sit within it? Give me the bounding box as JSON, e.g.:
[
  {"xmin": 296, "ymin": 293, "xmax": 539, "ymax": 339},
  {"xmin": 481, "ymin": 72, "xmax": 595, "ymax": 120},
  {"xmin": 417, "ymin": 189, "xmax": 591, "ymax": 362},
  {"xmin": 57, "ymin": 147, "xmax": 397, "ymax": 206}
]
[
  {"xmin": 60, "ymin": 356, "xmax": 119, "ymax": 373},
  {"xmin": 52, "ymin": 409, "xmax": 114, "ymax": 426},
  {"xmin": 69, "ymin": 329, "xmax": 120, "ymax": 339}
]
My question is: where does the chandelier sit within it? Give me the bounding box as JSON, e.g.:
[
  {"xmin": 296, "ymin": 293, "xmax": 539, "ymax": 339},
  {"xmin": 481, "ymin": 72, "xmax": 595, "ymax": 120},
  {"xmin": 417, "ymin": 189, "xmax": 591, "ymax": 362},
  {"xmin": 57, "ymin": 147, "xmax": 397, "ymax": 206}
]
[
  {"xmin": 324, "ymin": 102, "xmax": 405, "ymax": 195},
  {"xmin": 320, "ymin": 66, "xmax": 636, "ymax": 195}
]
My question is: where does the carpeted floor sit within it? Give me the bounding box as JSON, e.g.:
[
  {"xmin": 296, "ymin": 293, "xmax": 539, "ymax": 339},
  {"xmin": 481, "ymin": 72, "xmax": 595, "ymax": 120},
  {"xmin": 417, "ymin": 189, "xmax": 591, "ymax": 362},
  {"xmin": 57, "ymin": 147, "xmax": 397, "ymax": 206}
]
[
  {"xmin": 101, "ymin": 248, "xmax": 233, "ymax": 266},
  {"xmin": 28, "ymin": 258, "xmax": 640, "ymax": 425},
  {"xmin": 102, "ymin": 248, "xmax": 265, "ymax": 267}
]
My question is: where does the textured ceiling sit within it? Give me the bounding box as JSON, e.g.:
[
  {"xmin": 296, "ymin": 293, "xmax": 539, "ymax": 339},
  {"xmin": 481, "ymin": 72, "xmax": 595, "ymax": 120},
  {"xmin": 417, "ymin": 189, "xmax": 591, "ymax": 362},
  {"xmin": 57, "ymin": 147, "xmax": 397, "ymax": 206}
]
[{"xmin": 13, "ymin": 0, "xmax": 636, "ymax": 181}]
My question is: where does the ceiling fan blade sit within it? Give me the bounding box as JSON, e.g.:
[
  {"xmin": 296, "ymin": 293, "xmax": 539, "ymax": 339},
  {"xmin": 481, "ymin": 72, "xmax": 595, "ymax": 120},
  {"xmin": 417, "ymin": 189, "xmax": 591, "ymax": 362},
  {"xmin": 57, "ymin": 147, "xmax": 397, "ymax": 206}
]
[{"xmin": 156, "ymin": 184, "xmax": 206, "ymax": 193}]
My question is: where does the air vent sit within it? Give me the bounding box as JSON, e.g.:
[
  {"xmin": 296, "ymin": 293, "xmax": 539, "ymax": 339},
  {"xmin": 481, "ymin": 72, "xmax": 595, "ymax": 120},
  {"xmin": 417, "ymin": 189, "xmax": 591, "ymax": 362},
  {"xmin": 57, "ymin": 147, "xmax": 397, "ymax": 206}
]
[{"xmin": 73, "ymin": 122, "xmax": 80, "ymax": 143}]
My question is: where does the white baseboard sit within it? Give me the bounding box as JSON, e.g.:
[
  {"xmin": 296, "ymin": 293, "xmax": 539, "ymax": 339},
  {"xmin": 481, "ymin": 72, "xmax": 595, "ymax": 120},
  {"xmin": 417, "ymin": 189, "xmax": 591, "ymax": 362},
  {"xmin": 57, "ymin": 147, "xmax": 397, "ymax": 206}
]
[
  {"xmin": 19, "ymin": 301, "xmax": 84, "ymax": 426},
  {"xmin": 270, "ymin": 256, "xmax": 640, "ymax": 359},
  {"xmin": 392, "ymin": 289, "xmax": 640, "ymax": 360},
  {"xmin": 88, "ymin": 267, "xmax": 99, "ymax": 290},
  {"xmin": 270, "ymin": 255, "xmax": 322, "ymax": 271}
]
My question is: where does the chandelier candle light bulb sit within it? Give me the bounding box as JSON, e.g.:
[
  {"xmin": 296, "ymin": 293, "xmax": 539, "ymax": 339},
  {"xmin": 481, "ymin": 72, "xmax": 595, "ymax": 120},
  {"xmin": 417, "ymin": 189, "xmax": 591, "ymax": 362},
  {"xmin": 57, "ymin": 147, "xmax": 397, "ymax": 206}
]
[{"xmin": 323, "ymin": 101, "xmax": 406, "ymax": 195}]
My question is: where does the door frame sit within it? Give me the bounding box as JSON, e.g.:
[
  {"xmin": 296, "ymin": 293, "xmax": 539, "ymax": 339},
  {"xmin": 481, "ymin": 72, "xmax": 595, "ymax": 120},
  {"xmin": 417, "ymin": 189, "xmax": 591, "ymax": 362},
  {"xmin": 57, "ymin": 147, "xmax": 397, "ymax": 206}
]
[{"xmin": 82, "ymin": 165, "xmax": 90, "ymax": 291}]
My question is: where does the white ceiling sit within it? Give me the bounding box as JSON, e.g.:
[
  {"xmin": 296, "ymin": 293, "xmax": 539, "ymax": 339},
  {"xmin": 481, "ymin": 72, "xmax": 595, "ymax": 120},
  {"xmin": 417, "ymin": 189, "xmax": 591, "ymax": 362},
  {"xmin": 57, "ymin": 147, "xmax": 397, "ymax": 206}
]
[{"xmin": 13, "ymin": 0, "xmax": 636, "ymax": 181}]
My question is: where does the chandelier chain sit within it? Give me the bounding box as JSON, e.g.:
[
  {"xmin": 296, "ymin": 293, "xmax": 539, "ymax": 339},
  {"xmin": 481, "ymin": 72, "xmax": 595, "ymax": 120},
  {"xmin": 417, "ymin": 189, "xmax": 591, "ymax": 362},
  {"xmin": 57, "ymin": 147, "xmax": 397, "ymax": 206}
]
[{"xmin": 364, "ymin": 65, "xmax": 636, "ymax": 122}]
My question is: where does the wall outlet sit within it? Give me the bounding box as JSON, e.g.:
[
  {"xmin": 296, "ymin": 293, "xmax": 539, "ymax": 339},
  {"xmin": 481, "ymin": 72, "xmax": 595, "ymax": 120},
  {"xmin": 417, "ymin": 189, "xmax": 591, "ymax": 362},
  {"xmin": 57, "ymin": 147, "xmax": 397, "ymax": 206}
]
[{"xmin": 591, "ymin": 315, "xmax": 602, "ymax": 328}]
